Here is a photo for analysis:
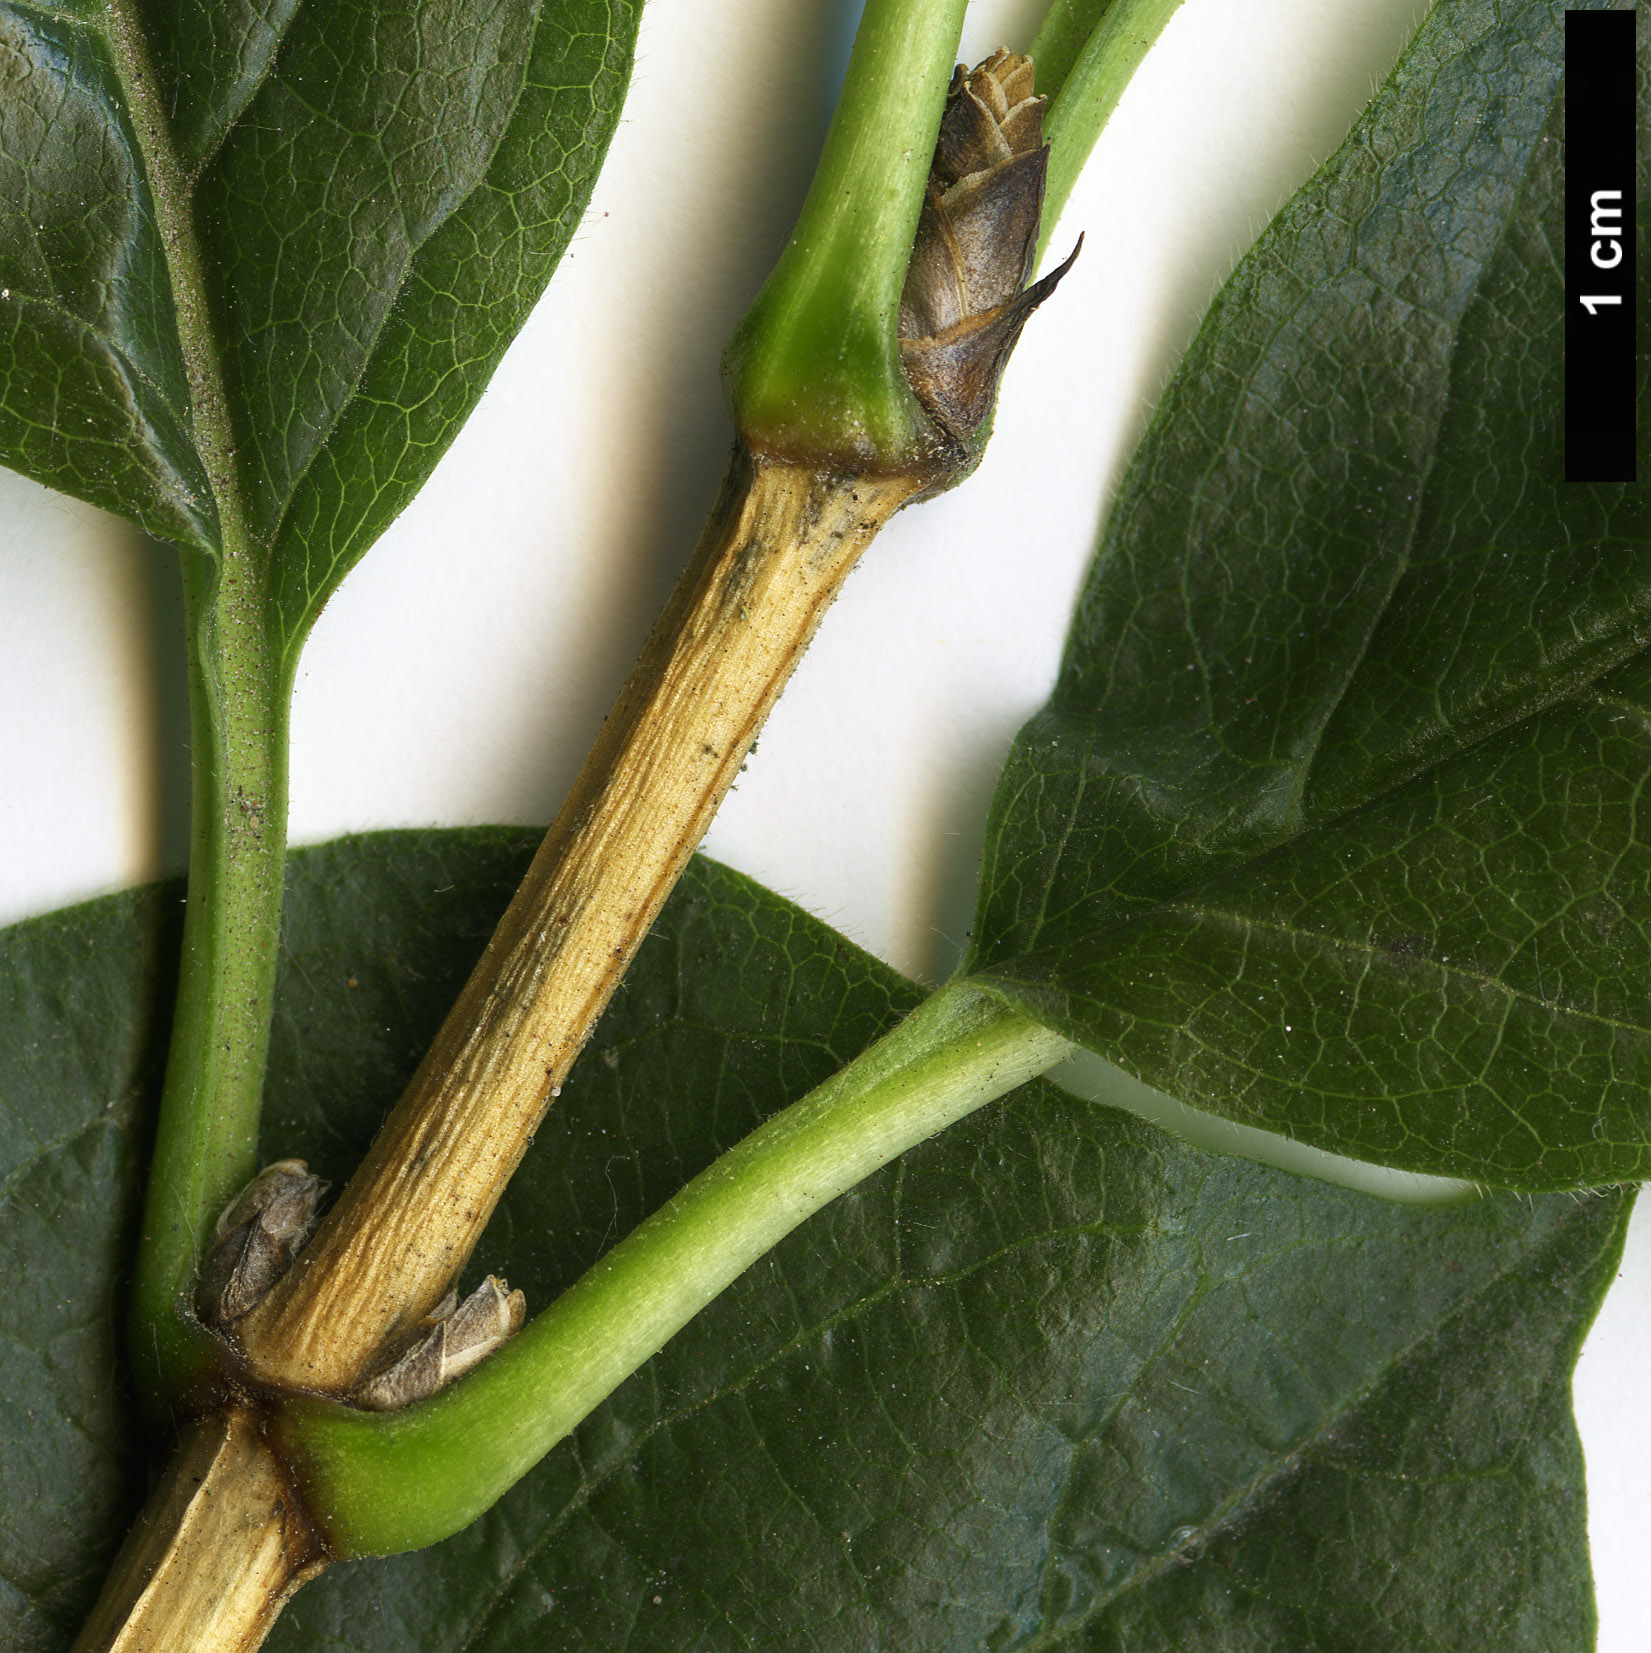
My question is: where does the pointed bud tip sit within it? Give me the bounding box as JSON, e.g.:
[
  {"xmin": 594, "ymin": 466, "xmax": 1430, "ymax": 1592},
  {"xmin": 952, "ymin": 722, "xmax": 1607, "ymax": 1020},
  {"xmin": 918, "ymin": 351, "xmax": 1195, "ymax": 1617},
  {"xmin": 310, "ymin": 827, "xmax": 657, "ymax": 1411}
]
[{"xmin": 898, "ymin": 53, "xmax": 1079, "ymax": 467}]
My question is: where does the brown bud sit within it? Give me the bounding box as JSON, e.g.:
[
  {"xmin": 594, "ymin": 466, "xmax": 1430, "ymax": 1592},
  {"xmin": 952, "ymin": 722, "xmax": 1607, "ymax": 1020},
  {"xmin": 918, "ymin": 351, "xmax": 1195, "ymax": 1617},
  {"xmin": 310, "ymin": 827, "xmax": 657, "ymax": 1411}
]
[
  {"xmin": 352, "ymin": 1274, "xmax": 527, "ymax": 1411},
  {"xmin": 899, "ymin": 49, "xmax": 1079, "ymax": 460},
  {"xmin": 197, "ymin": 1159, "xmax": 328, "ymax": 1328}
]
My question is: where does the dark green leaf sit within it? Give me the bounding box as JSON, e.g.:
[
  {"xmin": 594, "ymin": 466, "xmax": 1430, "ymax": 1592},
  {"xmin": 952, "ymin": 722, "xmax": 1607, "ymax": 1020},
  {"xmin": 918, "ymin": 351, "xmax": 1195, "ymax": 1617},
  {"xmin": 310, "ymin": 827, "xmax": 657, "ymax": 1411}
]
[
  {"xmin": 968, "ymin": 0, "xmax": 1651, "ymax": 1188},
  {"xmin": 0, "ymin": 11, "xmax": 214, "ymax": 550},
  {"xmin": 0, "ymin": 0, "xmax": 640, "ymax": 644},
  {"xmin": 0, "ymin": 891, "xmax": 175, "ymax": 1652},
  {"xmin": 0, "ymin": 830, "xmax": 1626, "ymax": 1648}
]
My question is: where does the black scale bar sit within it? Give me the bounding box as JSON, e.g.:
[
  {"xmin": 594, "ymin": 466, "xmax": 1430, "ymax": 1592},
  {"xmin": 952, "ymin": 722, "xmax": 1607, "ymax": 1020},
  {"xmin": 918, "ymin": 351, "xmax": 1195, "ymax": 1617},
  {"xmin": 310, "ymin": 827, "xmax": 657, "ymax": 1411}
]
[{"xmin": 1565, "ymin": 8, "xmax": 1637, "ymax": 484}]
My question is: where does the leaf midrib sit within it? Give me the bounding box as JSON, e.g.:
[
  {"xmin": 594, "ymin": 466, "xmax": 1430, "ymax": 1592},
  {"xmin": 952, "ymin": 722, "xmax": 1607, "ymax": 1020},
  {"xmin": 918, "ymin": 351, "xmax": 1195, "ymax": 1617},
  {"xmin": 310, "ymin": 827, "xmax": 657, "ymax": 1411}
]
[
  {"xmin": 1002, "ymin": 657, "xmax": 1651, "ymax": 1002},
  {"xmin": 999, "ymin": 52, "xmax": 1588, "ymax": 972},
  {"xmin": 102, "ymin": 0, "xmax": 250, "ymax": 563},
  {"xmin": 1067, "ymin": 896, "xmax": 1651, "ymax": 1044},
  {"xmin": 1018, "ymin": 1204, "xmax": 1595, "ymax": 1650}
]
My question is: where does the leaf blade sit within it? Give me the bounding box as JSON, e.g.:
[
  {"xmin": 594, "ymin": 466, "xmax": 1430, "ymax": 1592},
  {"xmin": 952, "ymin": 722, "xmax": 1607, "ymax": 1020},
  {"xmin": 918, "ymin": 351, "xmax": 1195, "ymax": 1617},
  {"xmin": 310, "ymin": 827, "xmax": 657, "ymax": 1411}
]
[
  {"xmin": 262, "ymin": 0, "xmax": 642, "ymax": 644},
  {"xmin": 0, "ymin": 889, "xmax": 173, "ymax": 1652},
  {"xmin": 0, "ymin": 0, "xmax": 641, "ymax": 648},
  {"xmin": 0, "ymin": 831, "xmax": 1624, "ymax": 1648},
  {"xmin": 968, "ymin": 0, "xmax": 1651, "ymax": 1188},
  {"xmin": 0, "ymin": 4, "xmax": 217, "ymax": 550}
]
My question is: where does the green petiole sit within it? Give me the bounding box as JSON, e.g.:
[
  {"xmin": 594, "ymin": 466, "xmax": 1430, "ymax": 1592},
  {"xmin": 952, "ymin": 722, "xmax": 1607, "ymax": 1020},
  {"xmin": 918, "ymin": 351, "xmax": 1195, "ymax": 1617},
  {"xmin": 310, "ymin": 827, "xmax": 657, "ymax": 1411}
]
[
  {"xmin": 722, "ymin": 0, "xmax": 970, "ymax": 468},
  {"xmin": 129, "ymin": 552, "xmax": 292, "ymax": 1409},
  {"xmin": 1037, "ymin": 0, "xmax": 1188, "ymax": 256},
  {"xmin": 275, "ymin": 981, "xmax": 1074, "ymax": 1556}
]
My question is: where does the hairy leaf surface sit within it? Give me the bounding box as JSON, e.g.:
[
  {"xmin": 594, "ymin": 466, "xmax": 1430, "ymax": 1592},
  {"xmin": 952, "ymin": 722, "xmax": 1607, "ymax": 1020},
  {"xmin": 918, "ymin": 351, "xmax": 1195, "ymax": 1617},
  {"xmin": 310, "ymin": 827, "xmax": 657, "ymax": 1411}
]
[
  {"xmin": 0, "ymin": 0, "xmax": 639, "ymax": 645},
  {"xmin": 968, "ymin": 0, "xmax": 1651, "ymax": 1188},
  {"xmin": 0, "ymin": 831, "xmax": 1626, "ymax": 1649}
]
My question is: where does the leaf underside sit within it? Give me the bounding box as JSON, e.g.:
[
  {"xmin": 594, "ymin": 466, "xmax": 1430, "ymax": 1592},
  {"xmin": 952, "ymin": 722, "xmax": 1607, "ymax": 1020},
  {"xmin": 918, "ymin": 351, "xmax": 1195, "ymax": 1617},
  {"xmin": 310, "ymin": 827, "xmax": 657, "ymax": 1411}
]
[
  {"xmin": 0, "ymin": 831, "xmax": 1626, "ymax": 1650},
  {"xmin": 967, "ymin": 0, "xmax": 1651, "ymax": 1190},
  {"xmin": 0, "ymin": 0, "xmax": 640, "ymax": 648}
]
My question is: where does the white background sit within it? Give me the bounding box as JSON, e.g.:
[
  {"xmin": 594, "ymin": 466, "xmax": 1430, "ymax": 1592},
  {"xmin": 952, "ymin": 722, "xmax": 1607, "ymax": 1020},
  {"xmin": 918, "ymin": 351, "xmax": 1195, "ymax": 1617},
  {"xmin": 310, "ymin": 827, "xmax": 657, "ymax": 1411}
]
[{"xmin": 1, "ymin": 0, "xmax": 1646, "ymax": 1637}]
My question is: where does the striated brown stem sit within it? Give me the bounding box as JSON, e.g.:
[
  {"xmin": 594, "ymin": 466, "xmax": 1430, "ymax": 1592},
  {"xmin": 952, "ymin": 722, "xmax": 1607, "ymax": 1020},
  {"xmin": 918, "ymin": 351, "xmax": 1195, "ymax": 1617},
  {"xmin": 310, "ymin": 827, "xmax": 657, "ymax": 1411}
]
[
  {"xmin": 81, "ymin": 38, "xmax": 1077, "ymax": 1649},
  {"xmin": 237, "ymin": 449, "xmax": 922, "ymax": 1395},
  {"xmin": 70, "ymin": 1410, "xmax": 327, "ymax": 1653}
]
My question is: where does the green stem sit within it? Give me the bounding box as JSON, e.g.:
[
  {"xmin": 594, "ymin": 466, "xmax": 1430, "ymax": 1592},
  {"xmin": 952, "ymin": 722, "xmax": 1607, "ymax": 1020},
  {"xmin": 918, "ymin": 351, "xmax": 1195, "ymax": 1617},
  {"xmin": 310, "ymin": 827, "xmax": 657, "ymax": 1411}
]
[
  {"xmin": 722, "ymin": 0, "xmax": 969, "ymax": 468},
  {"xmin": 104, "ymin": 0, "xmax": 294, "ymax": 1410},
  {"xmin": 1028, "ymin": 0, "xmax": 1120, "ymax": 100},
  {"xmin": 130, "ymin": 552, "xmax": 290, "ymax": 1408},
  {"xmin": 1037, "ymin": 0, "xmax": 1187, "ymax": 258},
  {"xmin": 276, "ymin": 981, "xmax": 1074, "ymax": 1556}
]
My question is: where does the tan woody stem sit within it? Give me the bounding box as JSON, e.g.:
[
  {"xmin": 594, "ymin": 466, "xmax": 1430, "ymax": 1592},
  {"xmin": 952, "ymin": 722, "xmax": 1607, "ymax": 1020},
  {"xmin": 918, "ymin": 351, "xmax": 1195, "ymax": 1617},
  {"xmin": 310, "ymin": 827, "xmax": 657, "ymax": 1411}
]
[
  {"xmin": 237, "ymin": 451, "xmax": 922, "ymax": 1394},
  {"xmin": 70, "ymin": 1410, "xmax": 326, "ymax": 1653},
  {"xmin": 79, "ymin": 23, "xmax": 1093, "ymax": 1652}
]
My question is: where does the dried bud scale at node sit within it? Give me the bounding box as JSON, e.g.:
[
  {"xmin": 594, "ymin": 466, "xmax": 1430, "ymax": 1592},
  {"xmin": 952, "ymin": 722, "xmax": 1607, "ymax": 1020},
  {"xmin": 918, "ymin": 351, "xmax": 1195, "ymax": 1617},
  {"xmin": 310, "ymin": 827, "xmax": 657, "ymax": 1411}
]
[
  {"xmin": 197, "ymin": 1159, "xmax": 329, "ymax": 1328},
  {"xmin": 899, "ymin": 49, "xmax": 1079, "ymax": 460},
  {"xmin": 352, "ymin": 1274, "xmax": 527, "ymax": 1411}
]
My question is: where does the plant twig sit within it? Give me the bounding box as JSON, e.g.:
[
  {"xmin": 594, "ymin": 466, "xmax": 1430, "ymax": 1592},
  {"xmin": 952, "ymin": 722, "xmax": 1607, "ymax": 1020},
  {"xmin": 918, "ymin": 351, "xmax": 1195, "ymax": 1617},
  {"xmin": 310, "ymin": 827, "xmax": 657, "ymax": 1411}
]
[
  {"xmin": 274, "ymin": 982, "xmax": 1073, "ymax": 1555},
  {"xmin": 69, "ymin": 1409, "xmax": 326, "ymax": 1653},
  {"xmin": 238, "ymin": 453, "xmax": 925, "ymax": 1393},
  {"xmin": 77, "ymin": 3, "xmax": 1147, "ymax": 1639},
  {"xmin": 237, "ymin": 21, "xmax": 1087, "ymax": 1401}
]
